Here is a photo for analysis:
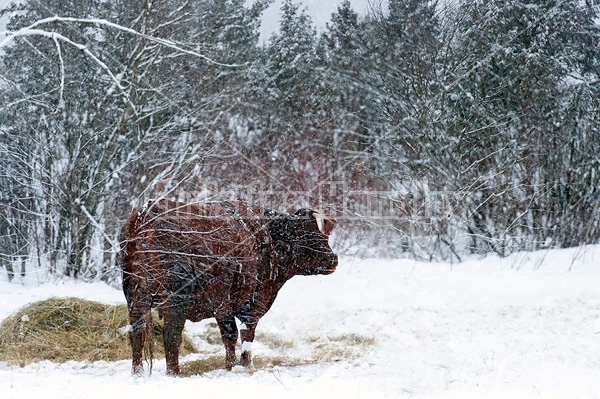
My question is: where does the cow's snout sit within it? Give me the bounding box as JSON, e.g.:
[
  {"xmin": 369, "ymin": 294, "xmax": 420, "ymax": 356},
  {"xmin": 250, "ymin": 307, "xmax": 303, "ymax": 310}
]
[
  {"xmin": 325, "ymin": 253, "xmax": 338, "ymax": 274},
  {"xmin": 331, "ymin": 253, "xmax": 338, "ymax": 268}
]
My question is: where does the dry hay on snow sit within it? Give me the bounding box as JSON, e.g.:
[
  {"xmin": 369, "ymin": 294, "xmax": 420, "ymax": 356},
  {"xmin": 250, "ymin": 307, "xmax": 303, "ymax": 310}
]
[
  {"xmin": 179, "ymin": 325, "xmax": 375, "ymax": 377},
  {"xmin": 0, "ymin": 297, "xmax": 195, "ymax": 366},
  {"xmin": 0, "ymin": 298, "xmax": 374, "ymax": 373}
]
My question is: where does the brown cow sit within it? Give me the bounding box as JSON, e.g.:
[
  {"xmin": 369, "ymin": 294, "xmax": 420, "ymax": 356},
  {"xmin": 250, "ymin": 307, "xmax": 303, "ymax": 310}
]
[{"xmin": 118, "ymin": 199, "xmax": 338, "ymax": 376}]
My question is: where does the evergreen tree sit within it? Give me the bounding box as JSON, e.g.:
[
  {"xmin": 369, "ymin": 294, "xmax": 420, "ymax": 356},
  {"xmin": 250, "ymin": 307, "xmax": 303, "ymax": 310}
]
[
  {"xmin": 320, "ymin": 1, "xmax": 376, "ymax": 184},
  {"xmin": 438, "ymin": 0, "xmax": 600, "ymax": 253},
  {"xmin": 361, "ymin": 0, "xmax": 442, "ymax": 177},
  {"xmin": 264, "ymin": 0, "xmax": 318, "ymax": 116}
]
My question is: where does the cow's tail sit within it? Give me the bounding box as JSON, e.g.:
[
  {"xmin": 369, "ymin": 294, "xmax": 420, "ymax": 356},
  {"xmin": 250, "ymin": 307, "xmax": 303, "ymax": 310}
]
[
  {"xmin": 120, "ymin": 201, "xmax": 156, "ymax": 375},
  {"xmin": 142, "ymin": 308, "xmax": 154, "ymax": 375},
  {"xmin": 137, "ymin": 202, "xmax": 156, "ymax": 374}
]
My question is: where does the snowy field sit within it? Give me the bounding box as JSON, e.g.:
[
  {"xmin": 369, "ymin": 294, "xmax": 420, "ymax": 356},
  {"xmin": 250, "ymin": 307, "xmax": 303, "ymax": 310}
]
[{"xmin": 1, "ymin": 246, "xmax": 600, "ymax": 399}]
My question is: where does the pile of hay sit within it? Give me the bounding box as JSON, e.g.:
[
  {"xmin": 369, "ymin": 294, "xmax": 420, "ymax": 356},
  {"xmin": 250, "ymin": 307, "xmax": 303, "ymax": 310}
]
[{"xmin": 0, "ymin": 297, "xmax": 196, "ymax": 366}]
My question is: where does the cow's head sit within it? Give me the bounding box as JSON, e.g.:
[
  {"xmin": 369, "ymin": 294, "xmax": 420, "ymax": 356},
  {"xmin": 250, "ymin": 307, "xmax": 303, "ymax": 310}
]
[{"xmin": 266, "ymin": 209, "xmax": 338, "ymax": 277}]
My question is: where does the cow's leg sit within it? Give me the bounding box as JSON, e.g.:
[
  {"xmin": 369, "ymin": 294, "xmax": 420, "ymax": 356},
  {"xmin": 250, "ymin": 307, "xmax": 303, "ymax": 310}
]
[
  {"xmin": 129, "ymin": 314, "xmax": 144, "ymax": 375},
  {"xmin": 128, "ymin": 301, "xmax": 152, "ymax": 376},
  {"xmin": 216, "ymin": 315, "xmax": 238, "ymax": 370},
  {"xmin": 238, "ymin": 321, "xmax": 257, "ymax": 368},
  {"xmin": 162, "ymin": 313, "xmax": 186, "ymax": 376}
]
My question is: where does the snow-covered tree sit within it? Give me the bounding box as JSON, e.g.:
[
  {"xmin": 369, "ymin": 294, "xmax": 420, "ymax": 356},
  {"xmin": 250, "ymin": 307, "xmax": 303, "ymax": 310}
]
[
  {"xmin": 0, "ymin": 0, "xmax": 268, "ymax": 279},
  {"xmin": 437, "ymin": 0, "xmax": 600, "ymax": 254}
]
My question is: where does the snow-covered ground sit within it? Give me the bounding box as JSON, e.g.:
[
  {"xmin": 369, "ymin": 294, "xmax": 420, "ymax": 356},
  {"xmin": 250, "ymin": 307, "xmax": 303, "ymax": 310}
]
[{"xmin": 1, "ymin": 246, "xmax": 600, "ymax": 399}]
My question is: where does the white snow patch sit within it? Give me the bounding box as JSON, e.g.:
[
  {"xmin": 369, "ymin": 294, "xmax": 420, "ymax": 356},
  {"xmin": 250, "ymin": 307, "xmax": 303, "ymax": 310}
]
[
  {"xmin": 117, "ymin": 324, "xmax": 133, "ymax": 337},
  {"xmin": 241, "ymin": 341, "xmax": 252, "ymax": 353}
]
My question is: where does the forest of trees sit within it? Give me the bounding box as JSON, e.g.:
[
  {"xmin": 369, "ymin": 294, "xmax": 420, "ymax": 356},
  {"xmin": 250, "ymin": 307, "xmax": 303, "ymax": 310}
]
[{"xmin": 0, "ymin": 0, "xmax": 599, "ymax": 281}]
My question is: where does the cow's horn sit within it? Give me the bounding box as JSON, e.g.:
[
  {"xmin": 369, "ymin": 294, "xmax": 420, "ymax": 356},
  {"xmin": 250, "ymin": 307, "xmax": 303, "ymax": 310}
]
[{"xmin": 312, "ymin": 212, "xmax": 325, "ymax": 234}]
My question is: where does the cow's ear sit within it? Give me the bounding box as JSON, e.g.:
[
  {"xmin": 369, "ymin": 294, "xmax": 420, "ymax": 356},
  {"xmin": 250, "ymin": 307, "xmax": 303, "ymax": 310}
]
[
  {"xmin": 310, "ymin": 211, "xmax": 337, "ymax": 236},
  {"xmin": 322, "ymin": 218, "xmax": 337, "ymax": 235}
]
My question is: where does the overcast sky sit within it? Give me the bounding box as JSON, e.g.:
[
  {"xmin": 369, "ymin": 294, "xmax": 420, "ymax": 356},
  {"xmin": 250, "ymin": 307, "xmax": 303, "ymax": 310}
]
[
  {"xmin": 1, "ymin": 0, "xmax": 376, "ymax": 43},
  {"xmin": 259, "ymin": 0, "xmax": 373, "ymax": 40},
  {"xmin": 0, "ymin": 0, "xmax": 10, "ymax": 44}
]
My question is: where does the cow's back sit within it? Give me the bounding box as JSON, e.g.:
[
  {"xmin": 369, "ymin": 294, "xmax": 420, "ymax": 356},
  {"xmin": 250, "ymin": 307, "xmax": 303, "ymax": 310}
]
[{"xmin": 120, "ymin": 199, "xmax": 272, "ymax": 320}]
